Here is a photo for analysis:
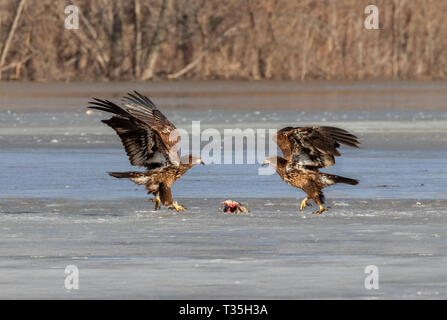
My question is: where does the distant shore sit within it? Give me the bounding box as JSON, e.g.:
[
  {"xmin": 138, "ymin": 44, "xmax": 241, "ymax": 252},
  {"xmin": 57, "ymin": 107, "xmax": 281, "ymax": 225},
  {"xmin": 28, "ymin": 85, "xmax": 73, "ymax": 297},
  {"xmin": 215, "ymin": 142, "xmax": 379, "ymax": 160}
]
[{"xmin": 2, "ymin": 81, "xmax": 447, "ymax": 111}]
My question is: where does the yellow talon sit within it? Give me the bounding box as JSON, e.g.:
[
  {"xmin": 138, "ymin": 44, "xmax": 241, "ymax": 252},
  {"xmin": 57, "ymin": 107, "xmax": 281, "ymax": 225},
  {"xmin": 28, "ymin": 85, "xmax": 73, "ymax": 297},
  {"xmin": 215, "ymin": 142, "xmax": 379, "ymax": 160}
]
[
  {"xmin": 169, "ymin": 201, "xmax": 186, "ymax": 211},
  {"xmin": 151, "ymin": 195, "xmax": 161, "ymax": 210},
  {"xmin": 299, "ymin": 197, "xmax": 311, "ymax": 212},
  {"xmin": 313, "ymin": 205, "xmax": 328, "ymax": 215}
]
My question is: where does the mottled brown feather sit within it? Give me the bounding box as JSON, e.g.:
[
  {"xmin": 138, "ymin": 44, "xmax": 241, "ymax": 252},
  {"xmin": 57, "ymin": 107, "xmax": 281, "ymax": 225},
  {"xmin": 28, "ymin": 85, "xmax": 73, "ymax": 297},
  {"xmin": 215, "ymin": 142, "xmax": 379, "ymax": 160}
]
[
  {"xmin": 90, "ymin": 93, "xmax": 202, "ymax": 210},
  {"xmin": 268, "ymin": 155, "xmax": 358, "ymax": 207},
  {"xmin": 88, "ymin": 92, "xmax": 178, "ymax": 168},
  {"xmin": 274, "ymin": 126, "xmax": 360, "ymax": 168},
  {"xmin": 121, "ymin": 91, "xmax": 180, "ymax": 158}
]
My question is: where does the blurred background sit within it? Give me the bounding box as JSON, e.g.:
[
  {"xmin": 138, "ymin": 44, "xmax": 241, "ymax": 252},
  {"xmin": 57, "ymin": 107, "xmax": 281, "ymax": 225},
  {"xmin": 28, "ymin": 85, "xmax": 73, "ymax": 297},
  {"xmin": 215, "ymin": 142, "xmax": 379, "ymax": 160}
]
[{"xmin": 1, "ymin": 0, "xmax": 445, "ymax": 82}]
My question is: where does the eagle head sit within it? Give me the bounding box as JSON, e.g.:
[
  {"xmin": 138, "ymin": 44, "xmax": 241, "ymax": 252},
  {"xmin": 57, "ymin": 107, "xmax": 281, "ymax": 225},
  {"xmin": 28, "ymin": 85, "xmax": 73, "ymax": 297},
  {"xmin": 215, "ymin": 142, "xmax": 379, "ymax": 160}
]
[
  {"xmin": 262, "ymin": 155, "xmax": 279, "ymax": 167},
  {"xmin": 180, "ymin": 154, "xmax": 205, "ymax": 166}
]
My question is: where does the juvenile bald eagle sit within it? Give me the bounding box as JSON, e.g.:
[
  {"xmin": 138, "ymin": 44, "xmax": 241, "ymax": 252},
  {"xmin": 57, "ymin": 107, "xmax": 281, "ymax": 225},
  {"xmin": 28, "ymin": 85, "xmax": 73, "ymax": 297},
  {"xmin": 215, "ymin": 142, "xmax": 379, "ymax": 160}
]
[
  {"xmin": 263, "ymin": 126, "xmax": 360, "ymax": 214},
  {"xmin": 88, "ymin": 91, "xmax": 204, "ymax": 211}
]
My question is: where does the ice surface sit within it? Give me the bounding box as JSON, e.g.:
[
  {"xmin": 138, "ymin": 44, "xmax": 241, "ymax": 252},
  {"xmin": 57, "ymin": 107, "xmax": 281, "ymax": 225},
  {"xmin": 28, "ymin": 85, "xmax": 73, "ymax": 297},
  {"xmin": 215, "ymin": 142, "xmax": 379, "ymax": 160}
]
[
  {"xmin": 0, "ymin": 82, "xmax": 446, "ymax": 299},
  {"xmin": 0, "ymin": 197, "xmax": 446, "ymax": 299}
]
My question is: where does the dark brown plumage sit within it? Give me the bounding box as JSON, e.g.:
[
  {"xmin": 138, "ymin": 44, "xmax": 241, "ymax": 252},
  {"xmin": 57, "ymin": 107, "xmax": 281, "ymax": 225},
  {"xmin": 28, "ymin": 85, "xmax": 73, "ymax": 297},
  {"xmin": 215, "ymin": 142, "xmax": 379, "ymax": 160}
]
[
  {"xmin": 265, "ymin": 126, "xmax": 360, "ymax": 214},
  {"xmin": 88, "ymin": 91, "xmax": 204, "ymax": 211}
]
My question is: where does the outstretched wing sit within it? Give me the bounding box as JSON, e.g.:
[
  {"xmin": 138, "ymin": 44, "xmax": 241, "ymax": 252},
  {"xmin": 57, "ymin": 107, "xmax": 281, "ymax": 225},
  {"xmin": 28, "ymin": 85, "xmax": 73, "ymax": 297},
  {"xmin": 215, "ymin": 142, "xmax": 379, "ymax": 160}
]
[
  {"xmin": 88, "ymin": 91, "xmax": 179, "ymax": 169},
  {"xmin": 121, "ymin": 92, "xmax": 180, "ymax": 153},
  {"xmin": 274, "ymin": 126, "xmax": 360, "ymax": 168}
]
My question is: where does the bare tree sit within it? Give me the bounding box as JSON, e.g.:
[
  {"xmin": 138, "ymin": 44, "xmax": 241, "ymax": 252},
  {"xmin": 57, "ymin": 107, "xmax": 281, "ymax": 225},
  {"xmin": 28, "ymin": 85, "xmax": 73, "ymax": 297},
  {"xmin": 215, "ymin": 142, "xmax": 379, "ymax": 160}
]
[
  {"xmin": 0, "ymin": 0, "xmax": 446, "ymax": 81},
  {"xmin": 0, "ymin": 0, "xmax": 26, "ymax": 79}
]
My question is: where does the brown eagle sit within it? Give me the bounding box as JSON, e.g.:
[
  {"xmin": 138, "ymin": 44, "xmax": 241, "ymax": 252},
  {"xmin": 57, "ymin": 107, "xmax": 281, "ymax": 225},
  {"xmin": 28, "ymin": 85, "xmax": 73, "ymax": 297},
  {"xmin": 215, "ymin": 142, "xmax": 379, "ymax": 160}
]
[
  {"xmin": 263, "ymin": 126, "xmax": 360, "ymax": 214},
  {"xmin": 88, "ymin": 91, "xmax": 204, "ymax": 211}
]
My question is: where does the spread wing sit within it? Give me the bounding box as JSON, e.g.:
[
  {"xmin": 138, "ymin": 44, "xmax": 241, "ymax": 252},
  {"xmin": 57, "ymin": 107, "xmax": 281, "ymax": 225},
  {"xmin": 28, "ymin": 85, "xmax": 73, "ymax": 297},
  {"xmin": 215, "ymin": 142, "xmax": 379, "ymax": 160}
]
[
  {"xmin": 120, "ymin": 92, "xmax": 180, "ymax": 154},
  {"xmin": 88, "ymin": 91, "xmax": 180, "ymax": 169},
  {"xmin": 273, "ymin": 126, "xmax": 360, "ymax": 168}
]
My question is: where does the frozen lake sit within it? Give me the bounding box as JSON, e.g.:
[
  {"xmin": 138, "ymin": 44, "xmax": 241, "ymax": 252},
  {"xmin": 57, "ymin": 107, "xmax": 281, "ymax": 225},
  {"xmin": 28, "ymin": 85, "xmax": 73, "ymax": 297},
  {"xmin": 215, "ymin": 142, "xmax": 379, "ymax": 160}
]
[{"xmin": 0, "ymin": 82, "xmax": 446, "ymax": 299}]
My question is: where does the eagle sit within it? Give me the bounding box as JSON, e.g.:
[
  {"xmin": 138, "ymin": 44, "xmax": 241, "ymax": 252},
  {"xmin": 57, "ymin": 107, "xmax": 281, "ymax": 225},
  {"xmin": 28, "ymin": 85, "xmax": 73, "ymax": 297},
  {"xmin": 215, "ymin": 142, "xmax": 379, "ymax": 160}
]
[
  {"xmin": 262, "ymin": 126, "xmax": 360, "ymax": 214},
  {"xmin": 88, "ymin": 91, "xmax": 204, "ymax": 211}
]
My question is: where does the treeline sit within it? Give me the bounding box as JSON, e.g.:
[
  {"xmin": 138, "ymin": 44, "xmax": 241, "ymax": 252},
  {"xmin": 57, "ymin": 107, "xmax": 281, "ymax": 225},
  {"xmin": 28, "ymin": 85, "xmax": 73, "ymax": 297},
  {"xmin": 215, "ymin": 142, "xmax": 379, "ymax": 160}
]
[{"xmin": 0, "ymin": 0, "xmax": 446, "ymax": 81}]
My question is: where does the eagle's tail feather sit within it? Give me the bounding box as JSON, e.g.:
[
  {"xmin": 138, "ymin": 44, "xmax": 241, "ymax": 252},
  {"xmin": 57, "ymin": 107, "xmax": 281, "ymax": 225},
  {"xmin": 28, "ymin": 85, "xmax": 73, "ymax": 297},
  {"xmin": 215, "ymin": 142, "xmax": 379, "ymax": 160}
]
[
  {"xmin": 333, "ymin": 175, "xmax": 359, "ymax": 185},
  {"xmin": 108, "ymin": 171, "xmax": 150, "ymax": 185},
  {"xmin": 108, "ymin": 172, "xmax": 136, "ymax": 179}
]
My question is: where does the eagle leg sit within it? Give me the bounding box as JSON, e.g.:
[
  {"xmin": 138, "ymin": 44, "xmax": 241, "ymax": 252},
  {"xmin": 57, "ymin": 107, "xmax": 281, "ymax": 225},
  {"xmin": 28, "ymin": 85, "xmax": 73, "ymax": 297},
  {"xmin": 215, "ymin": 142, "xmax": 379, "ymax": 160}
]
[
  {"xmin": 299, "ymin": 197, "xmax": 312, "ymax": 212},
  {"xmin": 169, "ymin": 201, "xmax": 186, "ymax": 212},
  {"xmin": 151, "ymin": 195, "xmax": 161, "ymax": 210},
  {"xmin": 313, "ymin": 205, "xmax": 328, "ymax": 215}
]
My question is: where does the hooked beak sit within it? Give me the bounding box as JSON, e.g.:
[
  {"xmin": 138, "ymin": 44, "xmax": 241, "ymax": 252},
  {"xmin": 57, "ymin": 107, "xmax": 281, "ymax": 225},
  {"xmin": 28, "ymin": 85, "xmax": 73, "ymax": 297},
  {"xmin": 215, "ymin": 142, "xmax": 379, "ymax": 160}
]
[{"xmin": 261, "ymin": 160, "xmax": 270, "ymax": 167}]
